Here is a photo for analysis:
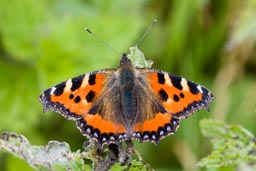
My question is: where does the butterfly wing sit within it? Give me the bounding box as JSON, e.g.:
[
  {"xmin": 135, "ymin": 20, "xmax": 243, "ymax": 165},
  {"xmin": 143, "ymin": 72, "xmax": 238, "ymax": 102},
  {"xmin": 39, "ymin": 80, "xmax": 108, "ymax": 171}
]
[
  {"xmin": 141, "ymin": 69, "xmax": 214, "ymax": 117},
  {"xmin": 39, "ymin": 66, "xmax": 214, "ymax": 145},
  {"xmin": 131, "ymin": 69, "xmax": 214, "ymax": 143},
  {"xmin": 40, "ymin": 70, "xmax": 110, "ymax": 119},
  {"xmin": 39, "ymin": 69, "xmax": 127, "ymax": 144}
]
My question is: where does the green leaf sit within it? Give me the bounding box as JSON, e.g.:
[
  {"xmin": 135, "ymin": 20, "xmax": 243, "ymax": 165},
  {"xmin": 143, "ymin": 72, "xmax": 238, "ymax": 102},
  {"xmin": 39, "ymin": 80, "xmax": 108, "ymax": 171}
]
[
  {"xmin": 127, "ymin": 46, "xmax": 153, "ymax": 68},
  {"xmin": 109, "ymin": 160, "xmax": 152, "ymax": 171},
  {"xmin": 0, "ymin": 132, "xmax": 88, "ymax": 171},
  {"xmin": 109, "ymin": 163, "xmax": 127, "ymax": 171},
  {"xmin": 1, "ymin": 132, "xmax": 155, "ymax": 171},
  {"xmin": 128, "ymin": 160, "xmax": 152, "ymax": 171},
  {"xmin": 197, "ymin": 119, "xmax": 256, "ymax": 169}
]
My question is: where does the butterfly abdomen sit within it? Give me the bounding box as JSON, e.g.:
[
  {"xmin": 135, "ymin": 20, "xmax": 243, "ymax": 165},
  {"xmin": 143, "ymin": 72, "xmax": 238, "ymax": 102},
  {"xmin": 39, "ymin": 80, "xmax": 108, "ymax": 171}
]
[{"xmin": 119, "ymin": 62, "xmax": 137, "ymax": 126}]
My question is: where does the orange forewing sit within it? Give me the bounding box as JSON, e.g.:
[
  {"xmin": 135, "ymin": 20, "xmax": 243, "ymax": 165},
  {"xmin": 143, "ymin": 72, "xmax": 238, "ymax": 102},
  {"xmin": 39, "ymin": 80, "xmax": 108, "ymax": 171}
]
[
  {"xmin": 50, "ymin": 72, "xmax": 109, "ymax": 116},
  {"xmin": 145, "ymin": 72, "xmax": 205, "ymax": 116}
]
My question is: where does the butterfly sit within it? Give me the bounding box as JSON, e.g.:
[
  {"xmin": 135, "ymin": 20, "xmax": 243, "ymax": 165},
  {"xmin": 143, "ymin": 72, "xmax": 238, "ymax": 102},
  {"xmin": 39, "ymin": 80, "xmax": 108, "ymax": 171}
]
[{"xmin": 39, "ymin": 53, "xmax": 214, "ymax": 145}]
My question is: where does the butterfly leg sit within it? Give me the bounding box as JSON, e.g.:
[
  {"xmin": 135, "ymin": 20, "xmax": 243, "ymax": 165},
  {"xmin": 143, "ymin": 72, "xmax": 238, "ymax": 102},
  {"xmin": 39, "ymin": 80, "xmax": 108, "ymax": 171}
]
[{"xmin": 95, "ymin": 144, "xmax": 120, "ymax": 171}]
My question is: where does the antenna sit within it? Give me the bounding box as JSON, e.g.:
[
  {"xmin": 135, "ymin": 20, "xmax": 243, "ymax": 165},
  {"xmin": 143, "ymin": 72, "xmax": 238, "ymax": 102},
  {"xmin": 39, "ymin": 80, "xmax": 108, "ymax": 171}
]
[
  {"xmin": 85, "ymin": 28, "xmax": 118, "ymax": 54},
  {"xmin": 135, "ymin": 19, "xmax": 157, "ymax": 46}
]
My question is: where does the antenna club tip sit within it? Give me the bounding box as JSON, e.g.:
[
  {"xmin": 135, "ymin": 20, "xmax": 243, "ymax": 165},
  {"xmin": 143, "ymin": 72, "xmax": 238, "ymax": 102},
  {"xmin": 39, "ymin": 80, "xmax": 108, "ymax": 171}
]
[{"xmin": 85, "ymin": 28, "xmax": 93, "ymax": 34}]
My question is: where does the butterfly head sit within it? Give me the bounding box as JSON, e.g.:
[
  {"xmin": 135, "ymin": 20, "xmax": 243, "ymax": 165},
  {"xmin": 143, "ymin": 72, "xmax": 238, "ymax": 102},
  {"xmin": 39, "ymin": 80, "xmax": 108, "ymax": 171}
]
[{"xmin": 120, "ymin": 53, "xmax": 132, "ymax": 67}]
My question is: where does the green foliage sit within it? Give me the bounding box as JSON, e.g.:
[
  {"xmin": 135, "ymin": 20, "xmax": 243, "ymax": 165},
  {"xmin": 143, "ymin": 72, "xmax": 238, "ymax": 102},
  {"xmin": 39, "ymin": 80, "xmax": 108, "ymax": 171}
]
[
  {"xmin": 110, "ymin": 160, "xmax": 150, "ymax": 171},
  {"xmin": 197, "ymin": 119, "xmax": 256, "ymax": 170},
  {"xmin": 127, "ymin": 46, "xmax": 153, "ymax": 68},
  {"xmin": 0, "ymin": 132, "xmax": 152, "ymax": 171},
  {"xmin": 0, "ymin": 133, "xmax": 87, "ymax": 171}
]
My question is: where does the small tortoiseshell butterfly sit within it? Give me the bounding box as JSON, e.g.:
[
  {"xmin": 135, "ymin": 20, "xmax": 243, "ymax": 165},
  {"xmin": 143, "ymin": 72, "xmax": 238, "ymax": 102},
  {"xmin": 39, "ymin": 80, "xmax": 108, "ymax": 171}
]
[{"xmin": 39, "ymin": 53, "xmax": 214, "ymax": 145}]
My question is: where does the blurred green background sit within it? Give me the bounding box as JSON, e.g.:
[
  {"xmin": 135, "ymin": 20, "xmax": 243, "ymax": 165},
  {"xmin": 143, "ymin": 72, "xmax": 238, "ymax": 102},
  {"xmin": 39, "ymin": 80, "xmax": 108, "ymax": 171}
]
[{"xmin": 0, "ymin": 0, "xmax": 256, "ymax": 171}]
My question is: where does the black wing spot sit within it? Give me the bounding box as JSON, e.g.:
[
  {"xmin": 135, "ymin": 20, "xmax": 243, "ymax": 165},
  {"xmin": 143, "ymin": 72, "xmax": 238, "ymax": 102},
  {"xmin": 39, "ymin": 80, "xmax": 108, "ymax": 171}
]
[
  {"xmin": 71, "ymin": 75, "xmax": 83, "ymax": 91},
  {"xmin": 157, "ymin": 72, "xmax": 165, "ymax": 84},
  {"xmin": 86, "ymin": 90, "xmax": 95, "ymax": 102},
  {"xmin": 180, "ymin": 92, "xmax": 184, "ymax": 98},
  {"xmin": 54, "ymin": 84, "xmax": 66, "ymax": 96},
  {"xmin": 88, "ymin": 104, "xmax": 98, "ymax": 114},
  {"xmin": 187, "ymin": 81, "xmax": 200, "ymax": 95},
  {"xmin": 43, "ymin": 89, "xmax": 51, "ymax": 97},
  {"xmin": 169, "ymin": 74, "xmax": 183, "ymax": 90},
  {"xmin": 74, "ymin": 96, "xmax": 81, "ymax": 103},
  {"xmin": 173, "ymin": 94, "xmax": 180, "ymax": 102},
  {"xmin": 88, "ymin": 74, "xmax": 96, "ymax": 85},
  {"xmin": 159, "ymin": 89, "xmax": 168, "ymax": 102},
  {"xmin": 69, "ymin": 94, "xmax": 74, "ymax": 99}
]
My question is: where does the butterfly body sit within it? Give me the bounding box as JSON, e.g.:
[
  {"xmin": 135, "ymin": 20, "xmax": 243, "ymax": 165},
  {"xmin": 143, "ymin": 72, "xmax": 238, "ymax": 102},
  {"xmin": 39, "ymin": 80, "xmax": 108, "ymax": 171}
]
[{"xmin": 39, "ymin": 54, "xmax": 214, "ymax": 145}]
